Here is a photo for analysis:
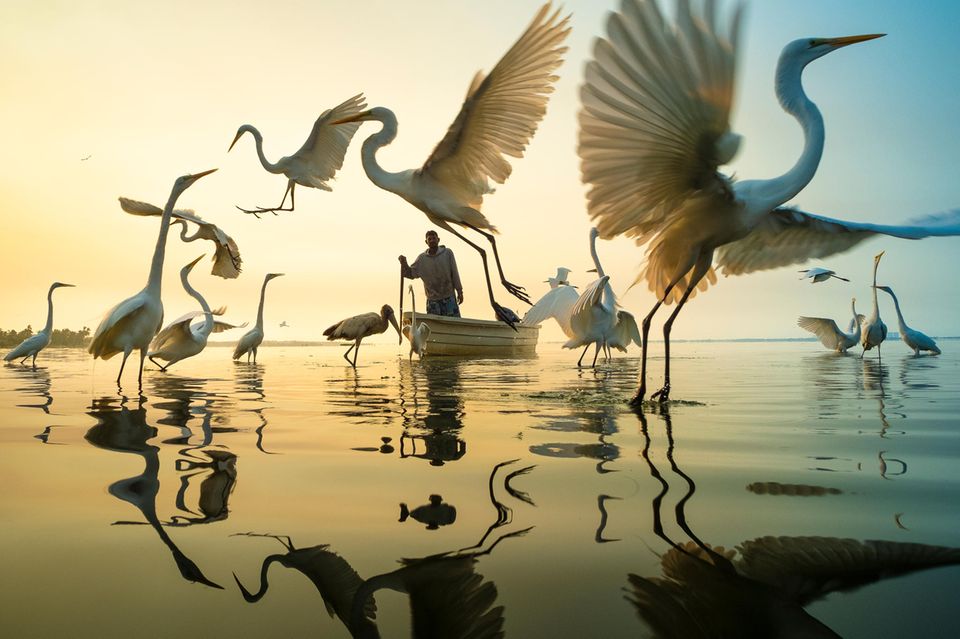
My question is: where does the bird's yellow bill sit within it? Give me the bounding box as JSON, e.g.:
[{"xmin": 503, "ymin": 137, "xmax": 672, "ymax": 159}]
[
  {"xmin": 820, "ymin": 34, "xmax": 885, "ymax": 48},
  {"xmin": 331, "ymin": 110, "xmax": 371, "ymax": 126},
  {"xmin": 228, "ymin": 132, "xmax": 243, "ymax": 152},
  {"xmin": 185, "ymin": 254, "xmax": 206, "ymax": 269},
  {"xmin": 190, "ymin": 168, "xmax": 219, "ymax": 179}
]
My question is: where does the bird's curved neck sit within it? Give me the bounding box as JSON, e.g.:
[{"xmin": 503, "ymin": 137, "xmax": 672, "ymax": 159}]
[
  {"xmin": 358, "ymin": 111, "xmax": 409, "ymax": 195},
  {"xmin": 410, "ymin": 288, "xmax": 416, "ymax": 324},
  {"xmin": 182, "ymin": 272, "xmax": 213, "ymax": 334},
  {"xmin": 178, "ymin": 223, "xmax": 199, "ymax": 243},
  {"xmin": 244, "ymin": 126, "xmax": 284, "ymax": 175},
  {"xmin": 589, "ymin": 234, "xmax": 605, "ymax": 278},
  {"xmin": 869, "ymin": 260, "xmax": 881, "ymax": 319},
  {"xmin": 886, "ymin": 290, "xmax": 908, "ymax": 332},
  {"xmin": 850, "ymin": 300, "xmax": 861, "ymax": 339},
  {"xmin": 42, "ymin": 285, "xmax": 57, "ymax": 334},
  {"xmin": 147, "ymin": 186, "xmax": 183, "ymax": 296},
  {"xmin": 256, "ymin": 278, "xmax": 271, "ymax": 330}
]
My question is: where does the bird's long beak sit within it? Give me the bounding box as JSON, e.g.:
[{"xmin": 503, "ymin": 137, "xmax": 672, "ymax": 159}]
[
  {"xmin": 185, "ymin": 254, "xmax": 205, "ymax": 271},
  {"xmin": 876, "ymin": 250, "xmax": 885, "ymax": 260},
  {"xmin": 389, "ymin": 314, "xmax": 401, "ymax": 338},
  {"xmin": 586, "ymin": 268, "xmax": 597, "ymax": 273},
  {"xmin": 820, "ymin": 34, "xmax": 885, "ymax": 49},
  {"xmin": 56, "ymin": 283, "xmax": 76, "ymax": 288},
  {"xmin": 331, "ymin": 110, "xmax": 371, "ymax": 126},
  {"xmin": 185, "ymin": 168, "xmax": 218, "ymax": 187},
  {"xmin": 228, "ymin": 131, "xmax": 243, "ymax": 152}
]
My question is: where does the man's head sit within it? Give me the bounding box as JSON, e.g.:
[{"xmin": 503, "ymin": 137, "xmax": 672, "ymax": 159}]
[{"xmin": 424, "ymin": 230, "xmax": 439, "ymax": 251}]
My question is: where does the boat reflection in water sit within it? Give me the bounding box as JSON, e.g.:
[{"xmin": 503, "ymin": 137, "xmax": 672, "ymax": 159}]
[{"xmin": 398, "ymin": 359, "xmax": 467, "ymax": 466}]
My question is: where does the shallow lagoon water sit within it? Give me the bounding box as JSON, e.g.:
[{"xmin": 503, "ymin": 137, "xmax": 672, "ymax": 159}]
[{"xmin": 1, "ymin": 341, "xmax": 959, "ymax": 638}]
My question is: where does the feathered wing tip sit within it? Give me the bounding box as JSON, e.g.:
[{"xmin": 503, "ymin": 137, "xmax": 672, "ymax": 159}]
[{"xmin": 322, "ymin": 322, "xmax": 342, "ymax": 340}]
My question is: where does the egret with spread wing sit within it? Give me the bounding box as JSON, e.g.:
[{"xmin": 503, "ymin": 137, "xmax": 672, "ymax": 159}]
[
  {"xmin": 522, "ymin": 268, "xmax": 579, "ymax": 339},
  {"xmin": 4, "ymin": 282, "xmax": 74, "ymax": 367},
  {"xmin": 89, "ymin": 169, "xmax": 217, "ymax": 387},
  {"xmin": 233, "ymin": 273, "xmax": 284, "ymax": 364},
  {"xmin": 875, "ymin": 285, "xmax": 941, "ymax": 356},
  {"xmin": 119, "ymin": 197, "xmax": 242, "ymax": 279},
  {"xmin": 798, "ymin": 298, "xmax": 862, "ymax": 353},
  {"xmin": 333, "ymin": 4, "xmax": 571, "ymax": 327},
  {"xmin": 798, "ymin": 267, "xmax": 849, "ymax": 283},
  {"xmin": 148, "ymin": 255, "xmax": 245, "ymax": 372},
  {"xmin": 324, "ymin": 305, "xmax": 401, "ymax": 368},
  {"xmin": 228, "ymin": 94, "xmax": 366, "ymax": 216},
  {"xmin": 579, "ymin": 0, "xmax": 960, "ymax": 404}
]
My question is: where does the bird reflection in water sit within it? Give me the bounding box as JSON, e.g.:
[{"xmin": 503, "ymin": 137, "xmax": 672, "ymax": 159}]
[
  {"xmin": 398, "ymin": 359, "xmax": 467, "ymax": 466},
  {"xmin": 630, "ymin": 408, "xmax": 960, "ymax": 638},
  {"xmin": 399, "ymin": 494, "xmax": 457, "ymax": 530},
  {"xmin": 226, "ymin": 362, "xmax": 276, "ymax": 454},
  {"xmin": 9, "ymin": 365, "xmax": 66, "ymax": 444},
  {"xmin": 84, "ymin": 397, "xmax": 222, "ymax": 588}
]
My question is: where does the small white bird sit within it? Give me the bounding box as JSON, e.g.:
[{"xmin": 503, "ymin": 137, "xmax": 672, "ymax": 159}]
[
  {"xmin": 798, "ymin": 298, "xmax": 863, "ymax": 353},
  {"xmin": 4, "ymin": 282, "xmax": 75, "ymax": 366},
  {"xmin": 545, "ymin": 267, "xmax": 576, "ymax": 289},
  {"xmin": 279, "ymin": 321, "xmax": 290, "ymax": 328},
  {"xmin": 798, "ymin": 267, "xmax": 849, "ymax": 283},
  {"xmin": 233, "ymin": 273, "xmax": 284, "ymax": 363},
  {"xmin": 229, "ymin": 94, "xmax": 366, "ymax": 216},
  {"xmin": 148, "ymin": 255, "xmax": 245, "ymax": 371},
  {"xmin": 523, "ymin": 268, "xmax": 580, "ymax": 339},
  {"xmin": 860, "ymin": 252, "xmax": 888, "ymax": 358},
  {"xmin": 402, "ymin": 285, "xmax": 431, "ymax": 360},
  {"xmin": 323, "ymin": 305, "xmax": 402, "ymax": 368},
  {"xmin": 875, "ymin": 286, "xmax": 941, "ymax": 356},
  {"xmin": 119, "ymin": 197, "xmax": 242, "ymax": 279},
  {"xmin": 89, "ymin": 169, "xmax": 217, "ymax": 387}
]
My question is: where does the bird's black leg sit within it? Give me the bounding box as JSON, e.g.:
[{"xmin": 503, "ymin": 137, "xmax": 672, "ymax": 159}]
[
  {"xmin": 149, "ymin": 356, "xmax": 165, "ymax": 371},
  {"xmin": 238, "ymin": 182, "xmax": 295, "ymax": 216},
  {"xmin": 443, "ymin": 226, "xmax": 519, "ymax": 331},
  {"xmin": 343, "ymin": 344, "xmax": 355, "ymax": 366},
  {"xmin": 462, "ymin": 222, "xmax": 531, "ymax": 305},
  {"xmin": 591, "ymin": 343, "xmax": 601, "ymax": 368},
  {"xmin": 577, "ymin": 344, "xmax": 590, "ymax": 367},
  {"xmin": 117, "ymin": 349, "xmax": 131, "ymax": 387},
  {"xmin": 353, "ymin": 340, "xmax": 361, "ymax": 368},
  {"xmin": 651, "ymin": 262, "xmax": 710, "ymax": 404}
]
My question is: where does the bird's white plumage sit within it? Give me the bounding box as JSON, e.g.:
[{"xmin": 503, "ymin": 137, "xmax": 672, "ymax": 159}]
[
  {"xmin": 402, "ymin": 285, "xmax": 431, "ymax": 359},
  {"xmin": 233, "ymin": 273, "xmax": 283, "ymax": 362},
  {"xmin": 798, "ymin": 299, "xmax": 861, "ymax": 353},
  {"xmin": 876, "ymin": 286, "xmax": 941, "ymax": 355},
  {"xmin": 4, "ymin": 282, "xmax": 73, "ymax": 365},
  {"xmin": 565, "ymin": 275, "xmax": 615, "ymax": 350},
  {"xmin": 523, "ymin": 284, "xmax": 580, "ymax": 338},
  {"xmin": 861, "ymin": 253, "xmax": 888, "ymax": 354}
]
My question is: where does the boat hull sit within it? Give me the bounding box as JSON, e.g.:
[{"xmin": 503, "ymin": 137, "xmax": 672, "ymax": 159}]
[{"xmin": 401, "ymin": 312, "xmax": 539, "ymax": 357}]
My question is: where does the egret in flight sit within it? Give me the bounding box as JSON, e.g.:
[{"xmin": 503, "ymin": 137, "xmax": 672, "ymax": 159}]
[
  {"xmin": 579, "ymin": 0, "xmax": 960, "ymax": 404},
  {"xmin": 798, "ymin": 298, "xmax": 862, "ymax": 353},
  {"xmin": 148, "ymin": 255, "xmax": 245, "ymax": 372},
  {"xmin": 228, "ymin": 94, "xmax": 366, "ymax": 216},
  {"xmin": 323, "ymin": 305, "xmax": 401, "ymax": 368},
  {"xmin": 4, "ymin": 282, "xmax": 74, "ymax": 367},
  {"xmin": 333, "ymin": 4, "xmax": 571, "ymax": 327},
  {"xmin": 89, "ymin": 169, "xmax": 217, "ymax": 387},
  {"xmin": 798, "ymin": 267, "xmax": 849, "ymax": 283},
  {"xmin": 119, "ymin": 197, "xmax": 242, "ymax": 279},
  {"xmin": 233, "ymin": 273, "xmax": 284, "ymax": 364},
  {"xmin": 860, "ymin": 252, "xmax": 888, "ymax": 358},
  {"xmin": 875, "ymin": 285, "xmax": 941, "ymax": 356}
]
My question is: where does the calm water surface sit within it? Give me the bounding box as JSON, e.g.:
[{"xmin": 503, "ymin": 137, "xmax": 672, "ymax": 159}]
[{"xmin": 2, "ymin": 342, "xmax": 959, "ymax": 638}]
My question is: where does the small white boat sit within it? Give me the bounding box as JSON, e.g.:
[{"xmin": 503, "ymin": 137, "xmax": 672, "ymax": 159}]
[{"xmin": 401, "ymin": 312, "xmax": 539, "ymax": 357}]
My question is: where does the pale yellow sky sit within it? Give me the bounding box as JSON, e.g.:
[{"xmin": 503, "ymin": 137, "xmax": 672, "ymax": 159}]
[{"xmin": 2, "ymin": 0, "xmax": 959, "ymax": 344}]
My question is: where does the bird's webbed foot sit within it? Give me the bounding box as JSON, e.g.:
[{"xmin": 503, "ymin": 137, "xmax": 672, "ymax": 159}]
[
  {"xmin": 501, "ymin": 279, "xmax": 532, "ymax": 305},
  {"xmin": 650, "ymin": 383, "xmax": 670, "ymax": 404},
  {"xmin": 628, "ymin": 388, "xmax": 646, "ymax": 408},
  {"xmin": 493, "ymin": 303, "xmax": 520, "ymax": 332}
]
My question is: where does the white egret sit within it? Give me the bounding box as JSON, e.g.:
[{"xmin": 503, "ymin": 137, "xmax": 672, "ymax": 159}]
[
  {"xmin": 523, "ymin": 268, "xmax": 580, "ymax": 339},
  {"xmin": 579, "ymin": 0, "xmax": 960, "ymax": 404},
  {"xmin": 798, "ymin": 298, "xmax": 862, "ymax": 353},
  {"xmin": 860, "ymin": 252, "xmax": 888, "ymax": 358},
  {"xmin": 119, "ymin": 197, "xmax": 242, "ymax": 279},
  {"xmin": 4, "ymin": 282, "xmax": 75, "ymax": 366},
  {"xmin": 402, "ymin": 284, "xmax": 431, "ymax": 360},
  {"xmin": 798, "ymin": 267, "xmax": 849, "ymax": 283},
  {"xmin": 875, "ymin": 286, "xmax": 941, "ymax": 356},
  {"xmin": 545, "ymin": 267, "xmax": 575, "ymax": 289},
  {"xmin": 333, "ymin": 4, "xmax": 571, "ymax": 327},
  {"xmin": 148, "ymin": 255, "xmax": 245, "ymax": 372},
  {"xmin": 89, "ymin": 169, "xmax": 217, "ymax": 387},
  {"xmin": 323, "ymin": 305, "xmax": 401, "ymax": 368},
  {"xmin": 228, "ymin": 94, "xmax": 366, "ymax": 216},
  {"xmin": 233, "ymin": 273, "xmax": 284, "ymax": 364}
]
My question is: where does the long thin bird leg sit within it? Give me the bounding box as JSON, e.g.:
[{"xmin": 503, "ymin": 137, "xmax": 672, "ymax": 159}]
[
  {"xmin": 630, "ymin": 279, "xmax": 681, "ymax": 407},
  {"xmin": 343, "ymin": 343, "xmax": 355, "ymax": 366},
  {"xmin": 31, "ymin": 353, "xmax": 38, "ymax": 368},
  {"xmin": 443, "ymin": 225, "xmax": 519, "ymax": 330},
  {"xmin": 237, "ymin": 182, "xmax": 295, "ymax": 217},
  {"xmin": 577, "ymin": 344, "xmax": 590, "ymax": 367},
  {"xmin": 462, "ymin": 222, "xmax": 531, "ymax": 305},
  {"xmin": 117, "ymin": 349, "xmax": 131, "ymax": 387},
  {"xmin": 137, "ymin": 348, "xmax": 147, "ymax": 388},
  {"xmin": 149, "ymin": 356, "xmax": 166, "ymax": 371},
  {"xmin": 352, "ymin": 339, "xmax": 361, "ymax": 368},
  {"xmin": 652, "ymin": 263, "xmax": 711, "ymax": 404},
  {"xmin": 592, "ymin": 342, "xmax": 601, "ymax": 368}
]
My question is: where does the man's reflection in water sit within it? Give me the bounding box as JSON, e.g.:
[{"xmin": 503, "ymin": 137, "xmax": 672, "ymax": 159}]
[
  {"xmin": 84, "ymin": 397, "xmax": 222, "ymax": 588},
  {"xmin": 629, "ymin": 407, "xmax": 960, "ymax": 638},
  {"xmin": 399, "ymin": 359, "xmax": 467, "ymax": 466}
]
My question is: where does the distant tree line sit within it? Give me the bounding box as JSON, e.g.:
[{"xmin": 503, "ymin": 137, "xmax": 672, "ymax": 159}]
[{"xmin": 0, "ymin": 326, "xmax": 91, "ymax": 349}]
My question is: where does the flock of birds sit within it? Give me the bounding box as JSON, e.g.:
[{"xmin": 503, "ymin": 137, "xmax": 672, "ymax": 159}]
[{"xmin": 6, "ymin": 0, "xmax": 960, "ymax": 402}]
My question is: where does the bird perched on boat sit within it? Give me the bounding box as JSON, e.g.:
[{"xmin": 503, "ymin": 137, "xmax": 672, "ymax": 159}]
[
  {"xmin": 402, "ymin": 284, "xmax": 431, "ymax": 360},
  {"xmin": 523, "ymin": 269, "xmax": 580, "ymax": 339},
  {"xmin": 323, "ymin": 305, "xmax": 401, "ymax": 368},
  {"xmin": 332, "ymin": 4, "xmax": 571, "ymax": 327},
  {"xmin": 148, "ymin": 255, "xmax": 245, "ymax": 372},
  {"xmin": 875, "ymin": 286, "xmax": 941, "ymax": 356},
  {"xmin": 4, "ymin": 282, "xmax": 74, "ymax": 367},
  {"xmin": 798, "ymin": 298, "xmax": 863, "ymax": 353},
  {"xmin": 798, "ymin": 267, "xmax": 849, "ymax": 283},
  {"xmin": 89, "ymin": 169, "xmax": 217, "ymax": 387},
  {"xmin": 579, "ymin": 0, "xmax": 960, "ymax": 404},
  {"xmin": 233, "ymin": 273, "xmax": 284, "ymax": 364},
  {"xmin": 118, "ymin": 197, "xmax": 242, "ymax": 279},
  {"xmin": 228, "ymin": 94, "xmax": 366, "ymax": 216},
  {"xmin": 860, "ymin": 252, "xmax": 888, "ymax": 358}
]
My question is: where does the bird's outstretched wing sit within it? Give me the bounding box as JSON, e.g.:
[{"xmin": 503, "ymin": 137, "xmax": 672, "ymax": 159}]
[
  {"xmin": 797, "ymin": 316, "xmax": 845, "ymax": 350},
  {"xmin": 567, "ymin": 276, "xmax": 610, "ymax": 343},
  {"xmin": 579, "ymin": 0, "xmax": 744, "ymax": 241},
  {"xmin": 211, "ymin": 320, "xmax": 246, "ymax": 334},
  {"xmin": 609, "ymin": 310, "xmax": 641, "ymax": 351},
  {"xmin": 523, "ymin": 285, "xmax": 579, "ymax": 336},
  {"xmin": 718, "ymin": 207, "xmax": 960, "ymax": 276},
  {"xmin": 420, "ymin": 3, "xmax": 570, "ymax": 209},
  {"xmin": 293, "ymin": 94, "xmax": 367, "ymax": 187},
  {"xmin": 151, "ymin": 312, "xmax": 204, "ymax": 351},
  {"xmin": 89, "ymin": 296, "xmax": 155, "ymax": 360}
]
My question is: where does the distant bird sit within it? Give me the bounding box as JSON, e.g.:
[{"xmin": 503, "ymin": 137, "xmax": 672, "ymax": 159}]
[
  {"xmin": 229, "ymin": 94, "xmax": 366, "ymax": 216},
  {"xmin": 332, "ymin": 4, "xmax": 571, "ymax": 327},
  {"xmin": 860, "ymin": 252, "xmax": 888, "ymax": 358},
  {"xmin": 4, "ymin": 282, "xmax": 74, "ymax": 366},
  {"xmin": 402, "ymin": 284, "xmax": 431, "ymax": 360},
  {"xmin": 798, "ymin": 267, "xmax": 849, "ymax": 283},
  {"xmin": 279, "ymin": 321, "xmax": 289, "ymax": 328},
  {"xmin": 323, "ymin": 305, "xmax": 401, "ymax": 368},
  {"xmin": 523, "ymin": 268, "xmax": 580, "ymax": 339},
  {"xmin": 875, "ymin": 286, "xmax": 941, "ymax": 356},
  {"xmin": 80, "ymin": 154, "xmax": 91, "ymax": 161},
  {"xmin": 580, "ymin": 0, "xmax": 960, "ymax": 404},
  {"xmin": 233, "ymin": 273, "xmax": 284, "ymax": 364},
  {"xmin": 545, "ymin": 267, "xmax": 576, "ymax": 289},
  {"xmin": 148, "ymin": 255, "xmax": 245, "ymax": 372},
  {"xmin": 119, "ymin": 197, "xmax": 242, "ymax": 279},
  {"xmin": 798, "ymin": 298, "xmax": 863, "ymax": 353},
  {"xmin": 89, "ymin": 169, "xmax": 217, "ymax": 387}
]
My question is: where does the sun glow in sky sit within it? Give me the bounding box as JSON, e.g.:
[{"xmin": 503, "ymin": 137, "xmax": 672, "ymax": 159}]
[{"xmin": 1, "ymin": 0, "xmax": 959, "ymax": 343}]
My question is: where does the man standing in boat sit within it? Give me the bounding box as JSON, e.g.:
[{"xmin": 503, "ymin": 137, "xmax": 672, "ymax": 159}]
[{"xmin": 399, "ymin": 230, "xmax": 464, "ymax": 317}]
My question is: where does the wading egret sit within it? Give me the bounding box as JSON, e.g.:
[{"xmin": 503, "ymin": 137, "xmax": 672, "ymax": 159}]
[
  {"xmin": 579, "ymin": 0, "xmax": 960, "ymax": 404},
  {"xmin": 89, "ymin": 169, "xmax": 217, "ymax": 387},
  {"xmin": 323, "ymin": 305, "xmax": 401, "ymax": 368},
  {"xmin": 233, "ymin": 273, "xmax": 284, "ymax": 364},
  {"xmin": 119, "ymin": 197, "xmax": 242, "ymax": 279},
  {"xmin": 798, "ymin": 298, "xmax": 862, "ymax": 353},
  {"xmin": 798, "ymin": 267, "xmax": 849, "ymax": 283},
  {"xmin": 148, "ymin": 255, "xmax": 245, "ymax": 371},
  {"xmin": 229, "ymin": 94, "xmax": 366, "ymax": 216},
  {"xmin": 523, "ymin": 269, "xmax": 580, "ymax": 339},
  {"xmin": 333, "ymin": 4, "xmax": 571, "ymax": 327},
  {"xmin": 4, "ymin": 282, "xmax": 75, "ymax": 366},
  {"xmin": 402, "ymin": 284, "xmax": 431, "ymax": 360},
  {"xmin": 875, "ymin": 286, "xmax": 941, "ymax": 356},
  {"xmin": 860, "ymin": 252, "xmax": 888, "ymax": 358}
]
